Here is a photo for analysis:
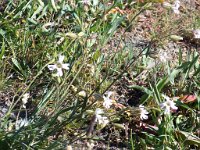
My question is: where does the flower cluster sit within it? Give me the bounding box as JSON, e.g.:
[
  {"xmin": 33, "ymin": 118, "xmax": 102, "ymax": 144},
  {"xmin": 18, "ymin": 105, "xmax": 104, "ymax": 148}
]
[
  {"xmin": 139, "ymin": 94, "xmax": 178, "ymax": 121},
  {"xmin": 93, "ymin": 90, "xmax": 178, "ymax": 127}
]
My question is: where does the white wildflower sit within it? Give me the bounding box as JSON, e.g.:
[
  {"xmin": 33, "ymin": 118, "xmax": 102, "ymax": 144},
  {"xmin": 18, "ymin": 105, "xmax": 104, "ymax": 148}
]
[
  {"xmin": 103, "ymin": 91, "xmax": 113, "ymax": 109},
  {"xmin": 15, "ymin": 118, "xmax": 29, "ymax": 130},
  {"xmin": 95, "ymin": 108, "xmax": 103, "ymax": 118},
  {"xmin": 172, "ymin": 0, "xmax": 180, "ymax": 14},
  {"xmin": 79, "ymin": 0, "xmax": 91, "ymax": 5},
  {"xmin": 95, "ymin": 108, "xmax": 109, "ymax": 126},
  {"xmin": 139, "ymin": 105, "xmax": 149, "ymax": 120},
  {"xmin": 97, "ymin": 116, "xmax": 109, "ymax": 126},
  {"xmin": 193, "ymin": 29, "xmax": 200, "ymax": 39},
  {"xmin": 163, "ymin": 0, "xmax": 180, "ymax": 14},
  {"xmin": 48, "ymin": 54, "xmax": 70, "ymax": 77},
  {"xmin": 160, "ymin": 95, "xmax": 178, "ymax": 115},
  {"xmin": 22, "ymin": 93, "xmax": 30, "ymax": 108}
]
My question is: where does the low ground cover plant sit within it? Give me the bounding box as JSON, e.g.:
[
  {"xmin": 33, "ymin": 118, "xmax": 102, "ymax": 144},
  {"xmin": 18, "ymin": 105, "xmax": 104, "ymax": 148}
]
[{"xmin": 0, "ymin": 0, "xmax": 199, "ymax": 149}]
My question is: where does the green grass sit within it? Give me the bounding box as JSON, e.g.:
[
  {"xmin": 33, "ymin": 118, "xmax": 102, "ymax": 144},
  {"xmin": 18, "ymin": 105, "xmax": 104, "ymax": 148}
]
[{"xmin": 0, "ymin": 0, "xmax": 200, "ymax": 149}]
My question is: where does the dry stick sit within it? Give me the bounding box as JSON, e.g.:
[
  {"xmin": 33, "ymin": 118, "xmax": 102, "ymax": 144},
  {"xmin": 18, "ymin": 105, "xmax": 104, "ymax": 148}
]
[{"xmin": 86, "ymin": 115, "xmax": 96, "ymax": 136}]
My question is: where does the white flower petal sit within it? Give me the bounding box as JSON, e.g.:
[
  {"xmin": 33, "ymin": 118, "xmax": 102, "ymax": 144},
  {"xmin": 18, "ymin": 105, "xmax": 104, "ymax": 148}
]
[
  {"xmin": 172, "ymin": 0, "xmax": 180, "ymax": 14},
  {"xmin": 172, "ymin": 8, "xmax": 180, "ymax": 14},
  {"xmin": 79, "ymin": 0, "xmax": 91, "ymax": 5},
  {"xmin": 139, "ymin": 105, "xmax": 149, "ymax": 120},
  {"xmin": 95, "ymin": 108, "xmax": 103, "ymax": 116},
  {"xmin": 160, "ymin": 102, "xmax": 166, "ymax": 109},
  {"xmin": 103, "ymin": 93, "xmax": 113, "ymax": 109},
  {"xmin": 141, "ymin": 114, "xmax": 148, "ymax": 120},
  {"xmin": 193, "ymin": 29, "xmax": 200, "ymax": 39},
  {"xmin": 62, "ymin": 63, "xmax": 70, "ymax": 70},
  {"xmin": 48, "ymin": 64, "xmax": 57, "ymax": 71},
  {"xmin": 22, "ymin": 93, "xmax": 30, "ymax": 105},
  {"xmin": 170, "ymin": 102, "xmax": 178, "ymax": 110},
  {"xmin": 139, "ymin": 105, "xmax": 144, "ymax": 109},
  {"xmin": 94, "ymin": 108, "xmax": 109, "ymax": 126},
  {"xmin": 56, "ymin": 68, "xmax": 63, "ymax": 76},
  {"xmin": 97, "ymin": 116, "xmax": 109, "ymax": 126},
  {"xmin": 162, "ymin": 95, "xmax": 170, "ymax": 101},
  {"xmin": 22, "ymin": 93, "xmax": 30, "ymax": 108},
  {"xmin": 161, "ymin": 95, "xmax": 178, "ymax": 114},
  {"xmin": 48, "ymin": 55, "xmax": 71, "ymax": 77},
  {"xmin": 15, "ymin": 119, "xmax": 29, "ymax": 130},
  {"xmin": 107, "ymin": 91, "xmax": 113, "ymax": 98},
  {"xmin": 58, "ymin": 55, "xmax": 65, "ymax": 63},
  {"xmin": 102, "ymin": 117, "xmax": 109, "ymax": 125},
  {"xmin": 164, "ymin": 106, "xmax": 171, "ymax": 115},
  {"xmin": 103, "ymin": 98, "xmax": 112, "ymax": 109},
  {"xmin": 174, "ymin": 0, "xmax": 180, "ymax": 7}
]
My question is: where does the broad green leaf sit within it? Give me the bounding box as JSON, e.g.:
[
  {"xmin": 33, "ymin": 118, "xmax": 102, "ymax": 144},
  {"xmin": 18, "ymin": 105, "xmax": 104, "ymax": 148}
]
[
  {"xmin": 0, "ymin": 29, "xmax": 6, "ymax": 36},
  {"xmin": 108, "ymin": 16, "xmax": 125, "ymax": 35},
  {"xmin": 11, "ymin": 58, "xmax": 24, "ymax": 75},
  {"xmin": 185, "ymin": 55, "xmax": 199, "ymax": 78},
  {"xmin": 168, "ymin": 69, "xmax": 181, "ymax": 85},
  {"xmin": 175, "ymin": 130, "xmax": 200, "ymax": 146},
  {"xmin": 129, "ymin": 85, "xmax": 152, "ymax": 95},
  {"xmin": 37, "ymin": 87, "xmax": 55, "ymax": 113},
  {"xmin": 140, "ymin": 94, "xmax": 151, "ymax": 104},
  {"xmin": 156, "ymin": 76, "xmax": 168, "ymax": 91}
]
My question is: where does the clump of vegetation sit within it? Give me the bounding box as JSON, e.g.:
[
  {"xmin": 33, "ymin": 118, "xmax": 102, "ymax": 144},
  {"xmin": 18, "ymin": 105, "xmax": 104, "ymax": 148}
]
[{"xmin": 0, "ymin": 0, "xmax": 199, "ymax": 149}]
